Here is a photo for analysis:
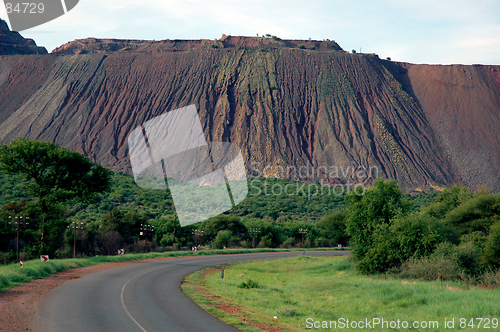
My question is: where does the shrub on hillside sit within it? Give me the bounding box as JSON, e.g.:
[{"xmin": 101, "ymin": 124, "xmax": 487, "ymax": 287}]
[
  {"xmin": 400, "ymin": 241, "xmax": 485, "ymax": 281},
  {"xmin": 258, "ymin": 234, "xmax": 273, "ymax": 248},
  {"xmin": 479, "ymin": 268, "xmax": 500, "ymax": 288},
  {"xmin": 357, "ymin": 239, "xmax": 399, "ymax": 274},
  {"xmin": 213, "ymin": 230, "xmax": 233, "ymax": 249},
  {"xmin": 443, "ymin": 194, "xmax": 500, "ymax": 236},
  {"xmin": 425, "ymin": 185, "xmax": 475, "ymax": 220},
  {"xmin": 280, "ymin": 237, "xmax": 295, "ymax": 248},
  {"xmin": 346, "ymin": 179, "xmax": 411, "ymax": 261},
  {"xmin": 355, "ymin": 213, "xmax": 447, "ymax": 274},
  {"xmin": 400, "ymin": 255, "xmax": 457, "ymax": 281},
  {"xmin": 318, "ymin": 210, "xmax": 350, "ymax": 246},
  {"xmin": 483, "ymin": 221, "xmax": 500, "ymax": 267}
]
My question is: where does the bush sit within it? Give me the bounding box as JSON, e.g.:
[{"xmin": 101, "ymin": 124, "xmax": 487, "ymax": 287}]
[
  {"xmin": 297, "ymin": 44, "xmax": 306, "ymax": 49},
  {"xmin": 280, "ymin": 237, "xmax": 295, "ymax": 248},
  {"xmin": 443, "ymin": 194, "xmax": 500, "ymax": 236},
  {"xmin": 451, "ymin": 241, "xmax": 483, "ymax": 277},
  {"xmin": 480, "ymin": 268, "xmax": 500, "ymax": 288},
  {"xmin": 390, "ymin": 213, "xmax": 448, "ymax": 261},
  {"xmin": 400, "ymin": 256, "xmax": 457, "ymax": 281},
  {"xmin": 483, "ymin": 221, "xmax": 500, "ymax": 267},
  {"xmin": 258, "ymin": 234, "xmax": 273, "ymax": 248},
  {"xmin": 213, "ymin": 230, "xmax": 232, "ymax": 249},
  {"xmin": 238, "ymin": 279, "xmax": 259, "ymax": 288},
  {"xmin": 96, "ymin": 230, "xmax": 124, "ymax": 255},
  {"xmin": 0, "ymin": 252, "xmax": 14, "ymax": 265},
  {"xmin": 313, "ymin": 237, "xmax": 329, "ymax": 247},
  {"xmin": 318, "ymin": 211, "xmax": 350, "ymax": 246},
  {"xmin": 425, "ymin": 185, "xmax": 475, "ymax": 220},
  {"xmin": 131, "ymin": 240, "xmax": 155, "ymax": 253},
  {"xmin": 160, "ymin": 233, "xmax": 175, "ymax": 247},
  {"xmin": 357, "ymin": 240, "xmax": 399, "ymax": 274},
  {"xmin": 400, "ymin": 241, "xmax": 485, "ymax": 281},
  {"xmin": 239, "ymin": 240, "xmax": 251, "ymax": 248}
]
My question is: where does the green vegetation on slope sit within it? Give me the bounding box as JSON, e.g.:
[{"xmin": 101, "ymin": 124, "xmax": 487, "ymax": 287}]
[{"xmin": 0, "ymin": 167, "xmax": 437, "ymax": 264}]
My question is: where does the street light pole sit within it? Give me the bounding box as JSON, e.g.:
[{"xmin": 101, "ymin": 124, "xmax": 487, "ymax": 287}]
[
  {"xmin": 9, "ymin": 216, "xmax": 29, "ymax": 262},
  {"xmin": 16, "ymin": 218, "xmax": 19, "ymax": 262},
  {"xmin": 249, "ymin": 228, "xmax": 261, "ymax": 248},
  {"xmin": 73, "ymin": 223, "xmax": 76, "ymax": 258},
  {"xmin": 68, "ymin": 222, "xmax": 84, "ymax": 258},
  {"xmin": 173, "ymin": 215, "xmax": 176, "ymax": 247},
  {"xmin": 299, "ymin": 228, "xmax": 308, "ymax": 248},
  {"xmin": 139, "ymin": 224, "xmax": 155, "ymax": 242},
  {"xmin": 192, "ymin": 229, "xmax": 204, "ymax": 247}
]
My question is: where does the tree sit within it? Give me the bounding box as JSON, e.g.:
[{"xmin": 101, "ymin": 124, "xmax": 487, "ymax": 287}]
[
  {"xmin": 200, "ymin": 215, "xmax": 246, "ymax": 242},
  {"xmin": 483, "ymin": 221, "xmax": 500, "ymax": 268},
  {"xmin": 0, "ymin": 138, "xmax": 112, "ymax": 255},
  {"xmin": 443, "ymin": 194, "xmax": 500, "ymax": 236},
  {"xmin": 213, "ymin": 230, "xmax": 233, "ymax": 249},
  {"xmin": 425, "ymin": 185, "xmax": 475, "ymax": 220},
  {"xmin": 318, "ymin": 211, "xmax": 350, "ymax": 246},
  {"xmin": 357, "ymin": 212, "xmax": 450, "ymax": 273},
  {"xmin": 346, "ymin": 179, "xmax": 410, "ymax": 261}
]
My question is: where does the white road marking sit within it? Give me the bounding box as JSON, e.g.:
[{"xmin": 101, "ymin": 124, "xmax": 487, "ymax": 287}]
[{"xmin": 120, "ymin": 266, "xmax": 166, "ymax": 332}]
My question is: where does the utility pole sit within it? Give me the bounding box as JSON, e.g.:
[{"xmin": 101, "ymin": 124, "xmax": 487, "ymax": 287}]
[
  {"xmin": 68, "ymin": 222, "xmax": 84, "ymax": 258},
  {"xmin": 140, "ymin": 224, "xmax": 154, "ymax": 242},
  {"xmin": 192, "ymin": 229, "xmax": 204, "ymax": 247},
  {"xmin": 299, "ymin": 228, "xmax": 308, "ymax": 248},
  {"xmin": 173, "ymin": 215, "xmax": 177, "ymax": 249},
  {"xmin": 9, "ymin": 216, "xmax": 29, "ymax": 262},
  {"xmin": 249, "ymin": 228, "xmax": 261, "ymax": 248}
]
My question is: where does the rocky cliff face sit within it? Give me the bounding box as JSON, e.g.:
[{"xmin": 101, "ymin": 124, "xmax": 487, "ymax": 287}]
[
  {"xmin": 0, "ymin": 19, "xmax": 47, "ymax": 55},
  {"xmin": 0, "ymin": 32, "xmax": 499, "ymax": 191}
]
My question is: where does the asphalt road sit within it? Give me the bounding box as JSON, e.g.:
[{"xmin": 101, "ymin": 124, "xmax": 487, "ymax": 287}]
[{"xmin": 34, "ymin": 251, "xmax": 349, "ymax": 332}]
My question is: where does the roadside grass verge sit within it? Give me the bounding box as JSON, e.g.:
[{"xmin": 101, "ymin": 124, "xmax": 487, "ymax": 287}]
[
  {"xmin": 182, "ymin": 256, "xmax": 500, "ymax": 332},
  {"xmin": 0, "ymin": 248, "xmax": 345, "ymax": 293}
]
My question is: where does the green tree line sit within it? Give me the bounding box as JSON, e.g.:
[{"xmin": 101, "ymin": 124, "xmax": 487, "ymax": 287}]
[
  {"xmin": 1, "ymin": 138, "xmax": 442, "ymax": 266},
  {"xmin": 345, "ymin": 179, "xmax": 500, "ymax": 285}
]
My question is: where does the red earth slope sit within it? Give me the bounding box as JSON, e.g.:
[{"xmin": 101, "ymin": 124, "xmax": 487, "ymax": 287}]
[{"xmin": 0, "ymin": 34, "xmax": 498, "ymax": 191}]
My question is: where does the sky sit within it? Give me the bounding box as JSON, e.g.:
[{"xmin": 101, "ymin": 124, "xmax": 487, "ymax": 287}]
[{"xmin": 1, "ymin": 0, "xmax": 499, "ymax": 65}]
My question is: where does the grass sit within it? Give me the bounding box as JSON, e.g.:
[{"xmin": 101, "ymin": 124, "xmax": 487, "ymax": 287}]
[
  {"xmin": 0, "ymin": 247, "xmax": 344, "ymax": 294},
  {"xmin": 182, "ymin": 256, "xmax": 500, "ymax": 331}
]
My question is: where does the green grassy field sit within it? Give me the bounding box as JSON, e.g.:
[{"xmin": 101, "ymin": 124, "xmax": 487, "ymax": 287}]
[
  {"xmin": 0, "ymin": 248, "xmax": 342, "ymax": 294},
  {"xmin": 182, "ymin": 255, "xmax": 500, "ymax": 331}
]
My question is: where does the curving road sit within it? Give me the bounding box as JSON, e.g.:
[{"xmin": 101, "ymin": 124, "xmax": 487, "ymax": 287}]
[{"xmin": 34, "ymin": 251, "xmax": 349, "ymax": 332}]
